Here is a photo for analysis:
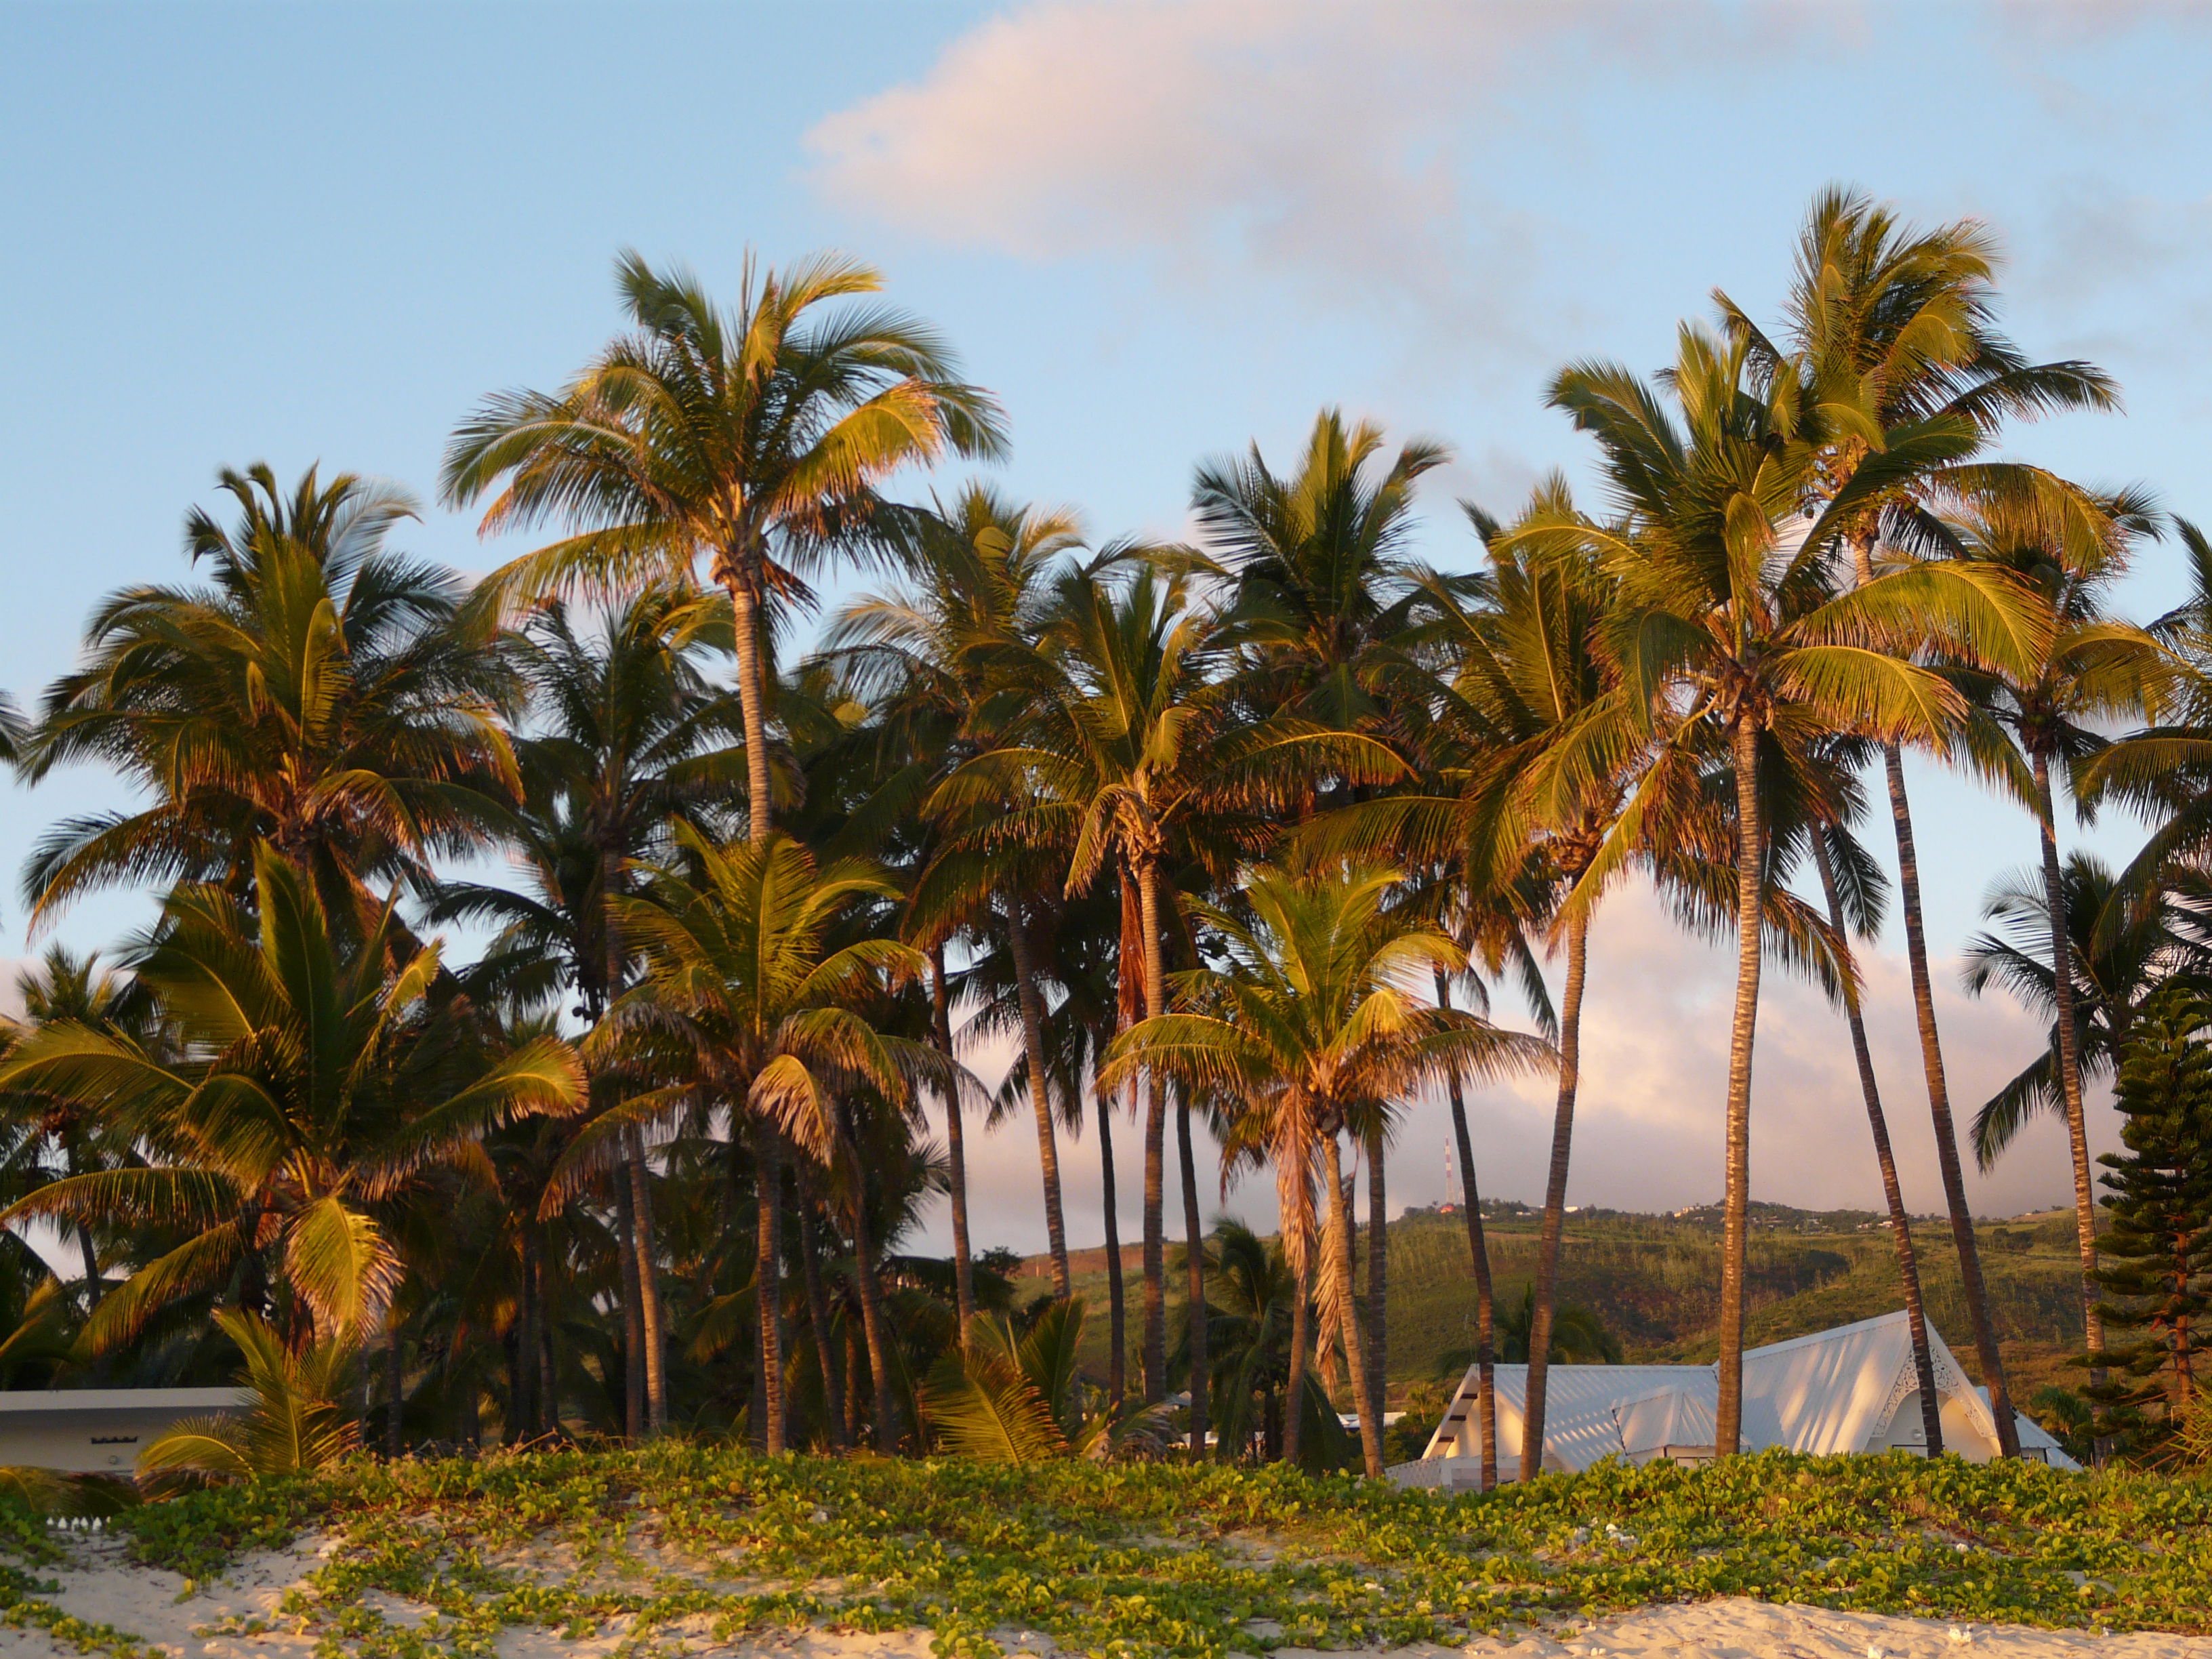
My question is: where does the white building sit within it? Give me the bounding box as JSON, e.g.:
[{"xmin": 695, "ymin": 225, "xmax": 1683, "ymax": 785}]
[
  {"xmin": 1390, "ymin": 1311, "xmax": 2075, "ymax": 1489},
  {"xmin": 0, "ymin": 1389, "xmax": 240, "ymax": 1473}
]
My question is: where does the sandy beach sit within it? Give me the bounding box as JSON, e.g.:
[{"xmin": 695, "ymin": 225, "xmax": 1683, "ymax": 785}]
[{"xmin": 4, "ymin": 1531, "xmax": 2208, "ymax": 1659}]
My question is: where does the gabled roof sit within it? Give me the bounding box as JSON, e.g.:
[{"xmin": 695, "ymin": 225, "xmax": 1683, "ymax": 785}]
[
  {"xmin": 1412, "ymin": 1310, "xmax": 2077, "ymax": 1476},
  {"xmin": 1742, "ymin": 1310, "xmax": 2001, "ymax": 1456}
]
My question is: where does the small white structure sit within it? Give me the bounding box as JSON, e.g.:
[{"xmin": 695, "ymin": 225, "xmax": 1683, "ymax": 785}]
[
  {"xmin": 1391, "ymin": 1311, "xmax": 2074, "ymax": 1489},
  {"xmin": 0, "ymin": 1389, "xmax": 240, "ymax": 1473}
]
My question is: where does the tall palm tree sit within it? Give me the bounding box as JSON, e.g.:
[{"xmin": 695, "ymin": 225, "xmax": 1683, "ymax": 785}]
[
  {"xmin": 0, "ymin": 846, "xmax": 583, "ymax": 1352},
  {"xmin": 825, "ymin": 487, "xmax": 1086, "ymax": 1303},
  {"xmin": 1549, "ymin": 323, "xmax": 2050, "ymax": 1453},
  {"xmin": 942, "ymin": 562, "xmax": 1401, "ymax": 1431},
  {"xmin": 1101, "ymin": 859, "xmax": 1547, "ymax": 1477},
  {"xmin": 428, "ymin": 585, "xmax": 745, "ymax": 1436},
  {"xmin": 22, "ymin": 466, "xmax": 515, "ymax": 934},
  {"xmin": 1420, "ymin": 875, "xmax": 1554, "ymax": 1490},
  {"xmin": 443, "ymin": 251, "xmax": 1007, "ymax": 845},
  {"xmin": 1937, "ymin": 495, "xmax": 2167, "ymax": 1378},
  {"xmin": 1326, "ymin": 496, "xmax": 1643, "ymax": 1479},
  {"xmin": 581, "ymin": 827, "xmax": 947, "ymax": 1453},
  {"xmin": 1800, "ymin": 786, "xmax": 1945, "ymax": 1454},
  {"xmin": 1720, "ymin": 187, "xmax": 2125, "ymax": 1457},
  {"xmin": 1194, "ymin": 407, "xmax": 1448, "ymax": 1444}
]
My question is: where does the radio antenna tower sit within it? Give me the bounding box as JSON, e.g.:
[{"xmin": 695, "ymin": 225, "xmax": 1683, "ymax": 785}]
[{"xmin": 1442, "ymin": 1137, "xmax": 1456, "ymax": 1206}]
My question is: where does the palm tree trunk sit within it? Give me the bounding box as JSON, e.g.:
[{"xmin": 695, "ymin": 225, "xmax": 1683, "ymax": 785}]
[
  {"xmin": 1434, "ymin": 968, "xmax": 1498, "ymax": 1491},
  {"xmin": 237, "ymin": 1198, "xmax": 268, "ymax": 1322},
  {"xmin": 1138, "ymin": 861, "xmax": 1170, "ymax": 1405},
  {"xmin": 385, "ymin": 1315, "xmax": 404, "ymax": 1458},
  {"xmin": 1716, "ymin": 716, "xmax": 1765, "ymax": 1457},
  {"xmin": 755, "ymin": 1123, "xmax": 786, "ymax": 1454},
  {"xmin": 723, "ymin": 572, "xmax": 775, "ymax": 845},
  {"xmin": 1365, "ymin": 1121, "xmax": 1387, "ymax": 1460},
  {"xmin": 1111, "ymin": 867, "xmax": 1141, "ymax": 1411},
  {"xmin": 931, "ymin": 945, "xmax": 977, "ymax": 1338},
  {"xmin": 539, "ymin": 1256, "xmax": 559, "ymax": 1439},
  {"xmin": 1322, "ymin": 1129, "xmax": 1382, "ymax": 1479},
  {"xmin": 516, "ymin": 1228, "xmax": 539, "ymax": 1442},
  {"xmin": 2034, "ymin": 750, "xmax": 2106, "ymax": 1384},
  {"xmin": 1521, "ymin": 907, "xmax": 1589, "ymax": 1481},
  {"xmin": 628, "ymin": 1134, "xmax": 666, "ymax": 1434},
  {"xmin": 615, "ymin": 1171, "xmax": 646, "ymax": 1442},
  {"xmin": 1178, "ymin": 1086, "xmax": 1208, "ymax": 1456},
  {"xmin": 1005, "ymin": 912, "xmax": 1073, "ymax": 1299},
  {"xmin": 846, "ymin": 1159, "xmax": 902, "ymax": 1454},
  {"xmin": 1284, "ymin": 1233, "xmax": 1312, "ymax": 1469},
  {"xmin": 1101, "ymin": 1081, "xmax": 1128, "ymax": 1412},
  {"xmin": 1882, "ymin": 741, "xmax": 2022, "ymax": 1456},
  {"xmin": 1811, "ymin": 827, "xmax": 1944, "ymax": 1454},
  {"xmin": 796, "ymin": 1168, "xmax": 848, "ymax": 1452},
  {"xmin": 844, "ymin": 1324, "xmax": 863, "ymax": 1449}
]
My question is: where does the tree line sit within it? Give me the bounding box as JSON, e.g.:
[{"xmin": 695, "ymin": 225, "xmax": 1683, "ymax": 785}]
[{"xmin": 2, "ymin": 188, "xmax": 2207, "ymax": 1480}]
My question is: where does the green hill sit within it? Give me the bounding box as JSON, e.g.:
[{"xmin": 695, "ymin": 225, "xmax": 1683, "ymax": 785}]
[{"xmin": 1035, "ymin": 1201, "xmax": 2092, "ymax": 1406}]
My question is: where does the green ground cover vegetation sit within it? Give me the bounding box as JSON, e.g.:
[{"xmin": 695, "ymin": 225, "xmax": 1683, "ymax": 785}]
[{"xmin": 3, "ymin": 1450, "xmax": 2208, "ymax": 1658}]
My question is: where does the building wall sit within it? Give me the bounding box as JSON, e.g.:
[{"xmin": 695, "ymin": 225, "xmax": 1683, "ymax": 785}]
[{"xmin": 0, "ymin": 1392, "xmax": 239, "ymax": 1473}]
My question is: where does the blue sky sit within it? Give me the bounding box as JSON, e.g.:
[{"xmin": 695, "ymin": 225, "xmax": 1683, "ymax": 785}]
[{"xmin": 5, "ymin": 0, "xmax": 2210, "ymax": 1252}]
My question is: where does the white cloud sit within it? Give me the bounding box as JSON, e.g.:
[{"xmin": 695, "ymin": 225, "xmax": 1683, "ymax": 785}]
[{"xmin": 805, "ymin": 0, "xmax": 1840, "ymax": 350}]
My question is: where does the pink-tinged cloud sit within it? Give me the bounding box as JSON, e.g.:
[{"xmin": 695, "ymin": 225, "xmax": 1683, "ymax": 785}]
[{"xmin": 804, "ymin": 1, "xmax": 1847, "ymax": 344}]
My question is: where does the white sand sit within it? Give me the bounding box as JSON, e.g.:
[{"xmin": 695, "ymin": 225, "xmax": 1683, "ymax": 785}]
[{"xmin": 4, "ymin": 1535, "xmax": 2209, "ymax": 1659}]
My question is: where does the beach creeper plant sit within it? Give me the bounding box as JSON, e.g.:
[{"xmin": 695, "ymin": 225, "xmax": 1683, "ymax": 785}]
[{"xmin": 65, "ymin": 1446, "xmax": 2212, "ymax": 1658}]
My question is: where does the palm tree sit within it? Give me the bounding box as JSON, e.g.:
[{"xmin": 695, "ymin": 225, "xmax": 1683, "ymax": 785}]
[
  {"xmin": 1181, "ymin": 1218, "xmax": 1349, "ymax": 1466},
  {"xmin": 1422, "ymin": 880, "xmax": 1554, "ymax": 1490},
  {"xmin": 1938, "ymin": 495, "xmax": 2168, "ymax": 1378},
  {"xmin": 583, "ymin": 827, "xmax": 947, "ymax": 1453},
  {"xmin": 825, "ymin": 487, "xmax": 1087, "ymax": 1303},
  {"xmin": 21, "ymin": 465, "xmax": 515, "ymax": 934},
  {"xmin": 443, "ymin": 251, "xmax": 1007, "ymax": 846},
  {"xmin": 0, "ymin": 947, "xmax": 167, "ymax": 1312},
  {"xmin": 1101, "ymin": 859, "xmax": 1547, "ymax": 1476},
  {"xmin": 1720, "ymin": 187, "xmax": 2126, "ymax": 1458},
  {"xmin": 1548, "ymin": 322, "xmax": 2050, "ymax": 1454},
  {"xmin": 139, "ymin": 1309, "xmax": 359, "ymax": 1480},
  {"xmin": 922, "ymin": 1298, "xmax": 1169, "ymax": 1462},
  {"xmin": 1801, "ymin": 787, "xmax": 1945, "ymax": 1454},
  {"xmin": 0, "ymin": 846, "xmax": 584, "ymax": 1352},
  {"xmin": 1467, "ymin": 1284, "xmax": 1620, "ymax": 1364},
  {"xmin": 1964, "ymin": 852, "xmax": 2211, "ymax": 1164},
  {"xmin": 941, "ymin": 562, "xmax": 1401, "ymax": 1433},
  {"xmin": 1194, "ymin": 407, "xmax": 1448, "ymax": 1447},
  {"xmin": 1193, "ymin": 407, "xmax": 1442, "ymax": 733},
  {"xmin": 429, "ymin": 585, "xmax": 745, "ymax": 1436},
  {"xmin": 1326, "ymin": 495, "xmax": 1640, "ymax": 1479}
]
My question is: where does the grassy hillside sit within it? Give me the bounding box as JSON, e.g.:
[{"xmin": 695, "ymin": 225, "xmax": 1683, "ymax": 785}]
[{"xmin": 1037, "ymin": 1202, "xmax": 2093, "ymax": 1406}]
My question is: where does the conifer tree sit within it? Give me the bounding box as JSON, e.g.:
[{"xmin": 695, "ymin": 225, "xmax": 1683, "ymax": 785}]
[{"xmin": 2083, "ymin": 983, "xmax": 2212, "ymax": 1456}]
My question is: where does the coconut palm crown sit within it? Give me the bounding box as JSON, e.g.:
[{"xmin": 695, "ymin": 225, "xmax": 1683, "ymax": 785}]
[{"xmin": 0, "ymin": 845, "xmax": 583, "ymax": 1353}]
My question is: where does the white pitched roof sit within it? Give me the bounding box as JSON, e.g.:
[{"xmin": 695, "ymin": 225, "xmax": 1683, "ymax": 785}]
[
  {"xmin": 1742, "ymin": 1311, "xmax": 2001, "ymax": 1455},
  {"xmin": 1411, "ymin": 1310, "xmax": 2075, "ymax": 1477}
]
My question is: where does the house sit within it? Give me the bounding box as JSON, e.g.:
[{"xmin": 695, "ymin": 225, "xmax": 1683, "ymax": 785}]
[
  {"xmin": 0, "ymin": 1389, "xmax": 240, "ymax": 1473},
  {"xmin": 1389, "ymin": 1311, "xmax": 2075, "ymax": 1489}
]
